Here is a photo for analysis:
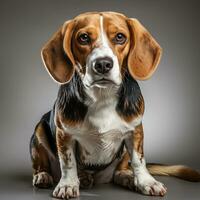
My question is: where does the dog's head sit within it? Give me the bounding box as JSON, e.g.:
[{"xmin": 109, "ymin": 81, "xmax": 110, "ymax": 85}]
[{"xmin": 41, "ymin": 12, "xmax": 162, "ymax": 89}]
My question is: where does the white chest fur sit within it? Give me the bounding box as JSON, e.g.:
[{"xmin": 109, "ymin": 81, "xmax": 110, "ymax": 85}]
[{"xmin": 62, "ymin": 95, "xmax": 142, "ymax": 166}]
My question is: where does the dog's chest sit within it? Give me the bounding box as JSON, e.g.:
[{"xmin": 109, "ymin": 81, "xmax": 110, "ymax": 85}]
[
  {"xmin": 64, "ymin": 97, "xmax": 141, "ymax": 166},
  {"xmin": 86, "ymin": 98, "xmax": 131, "ymax": 133}
]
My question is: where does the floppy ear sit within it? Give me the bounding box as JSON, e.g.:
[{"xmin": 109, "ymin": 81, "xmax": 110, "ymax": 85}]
[
  {"xmin": 127, "ymin": 18, "xmax": 162, "ymax": 80},
  {"xmin": 41, "ymin": 20, "xmax": 75, "ymax": 84}
]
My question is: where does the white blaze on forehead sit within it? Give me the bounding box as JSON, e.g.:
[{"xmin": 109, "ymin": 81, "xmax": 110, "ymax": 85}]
[{"xmin": 99, "ymin": 15, "xmax": 108, "ymax": 47}]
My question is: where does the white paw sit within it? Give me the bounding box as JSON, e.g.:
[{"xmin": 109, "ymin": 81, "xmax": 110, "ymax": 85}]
[
  {"xmin": 53, "ymin": 180, "xmax": 80, "ymax": 199},
  {"xmin": 134, "ymin": 173, "xmax": 167, "ymax": 196},
  {"xmin": 33, "ymin": 172, "xmax": 53, "ymax": 188}
]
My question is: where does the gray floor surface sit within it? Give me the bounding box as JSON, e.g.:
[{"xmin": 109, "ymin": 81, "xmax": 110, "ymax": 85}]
[{"xmin": 0, "ymin": 171, "xmax": 199, "ymax": 200}]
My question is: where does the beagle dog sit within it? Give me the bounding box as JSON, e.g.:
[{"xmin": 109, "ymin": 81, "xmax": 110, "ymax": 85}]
[{"xmin": 30, "ymin": 12, "xmax": 200, "ymax": 199}]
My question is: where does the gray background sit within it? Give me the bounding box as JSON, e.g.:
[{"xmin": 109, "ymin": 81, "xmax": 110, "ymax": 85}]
[{"xmin": 0, "ymin": 0, "xmax": 200, "ymax": 199}]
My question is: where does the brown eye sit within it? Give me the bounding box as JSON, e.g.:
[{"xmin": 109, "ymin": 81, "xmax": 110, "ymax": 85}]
[
  {"xmin": 113, "ymin": 33, "xmax": 126, "ymax": 44},
  {"xmin": 78, "ymin": 33, "xmax": 90, "ymax": 45}
]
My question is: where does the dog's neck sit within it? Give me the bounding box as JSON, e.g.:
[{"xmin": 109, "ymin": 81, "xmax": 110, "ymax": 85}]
[{"xmin": 84, "ymin": 84, "xmax": 119, "ymax": 105}]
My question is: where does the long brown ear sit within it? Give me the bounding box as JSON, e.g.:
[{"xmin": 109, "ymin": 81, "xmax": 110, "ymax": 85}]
[
  {"xmin": 41, "ymin": 20, "xmax": 75, "ymax": 84},
  {"xmin": 127, "ymin": 18, "xmax": 162, "ymax": 80}
]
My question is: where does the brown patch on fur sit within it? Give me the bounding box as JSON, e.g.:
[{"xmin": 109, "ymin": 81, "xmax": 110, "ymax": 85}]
[
  {"xmin": 117, "ymin": 152, "xmax": 131, "ymax": 171},
  {"xmin": 31, "ymin": 143, "xmax": 51, "ymax": 175},
  {"xmin": 122, "ymin": 115, "xmax": 139, "ymax": 124},
  {"xmin": 56, "ymin": 112, "xmax": 81, "ymax": 129},
  {"xmin": 55, "ymin": 114, "xmax": 63, "ymax": 130},
  {"xmin": 120, "ymin": 95, "xmax": 144, "ymax": 123},
  {"xmin": 116, "ymin": 124, "xmax": 144, "ymax": 171},
  {"xmin": 133, "ymin": 124, "xmax": 144, "ymax": 157},
  {"xmin": 72, "ymin": 14, "xmax": 100, "ymax": 68},
  {"xmin": 56, "ymin": 129, "xmax": 72, "ymax": 166},
  {"xmin": 31, "ymin": 122, "xmax": 54, "ymax": 176},
  {"xmin": 35, "ymin": 123, "xmax": 51, "ymax": 152}
]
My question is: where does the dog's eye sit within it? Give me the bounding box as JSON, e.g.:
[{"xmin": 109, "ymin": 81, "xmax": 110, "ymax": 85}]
[
  {"xmin": 113, "ymin": 33, "xmax": 126, "ymax": 44},
  {"xmin": 78, "ymin": 33, "xmax": 90, "ymax": 45}
]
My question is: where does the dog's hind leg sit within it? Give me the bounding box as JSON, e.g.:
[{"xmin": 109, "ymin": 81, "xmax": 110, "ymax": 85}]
[{"xmin": 30, "ymin": 121, "xmax": 54, "ymax": 188}]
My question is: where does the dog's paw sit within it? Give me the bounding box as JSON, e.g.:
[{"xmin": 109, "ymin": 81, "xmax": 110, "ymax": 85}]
[
  {"xmin": 33, "ymin": 172, "xmax": 53, "ymax": 188},
  {"xmin": 113, "ymin": 170, "xmax": 135, "ymax": 190},
  {"xmin": 134, "ymin": 173, "xmax": 167, "ymax": 196},
  {"xmin": 53, "ymin": 181, "xmax": 80, "ymax": 199}
]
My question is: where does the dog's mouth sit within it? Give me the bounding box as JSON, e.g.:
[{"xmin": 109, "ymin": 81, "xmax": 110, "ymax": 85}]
[
  {"xmin": 91, "ymin": 78, "xmax": 116, "ymax": 86},
  {"xmin": 84, "ymin": 78, "xmax": 120, "ymax": 89}
]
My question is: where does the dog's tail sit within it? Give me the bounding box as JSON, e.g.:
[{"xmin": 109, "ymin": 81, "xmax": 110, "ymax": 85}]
[{"xmin": 147, "ymin": 163, "xmax": 200, "ymax": 182}]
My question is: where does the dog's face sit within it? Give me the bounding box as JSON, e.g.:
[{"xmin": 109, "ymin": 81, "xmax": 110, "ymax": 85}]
[
  {"xmin": 41, "ymin": 12, "xmax": 162, "ymax": 90},
  {"xmin": 71, "ymin": 13, "xmax": 131, "ymax": 89}
]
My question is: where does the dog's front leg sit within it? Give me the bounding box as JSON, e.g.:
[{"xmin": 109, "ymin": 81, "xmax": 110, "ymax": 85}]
[
  {"xmin": 53, "ymin": 129, "xmax": 80, "ymax": 199},
  {"xmin": 127, "ymin": 124, "xmax": 167, "ymax": 196}
]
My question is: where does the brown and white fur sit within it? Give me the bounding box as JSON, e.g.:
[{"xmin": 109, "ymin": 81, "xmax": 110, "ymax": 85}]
[{"xmin": 30, "ymin": 11, "xmax": 200, "ymax": 199}]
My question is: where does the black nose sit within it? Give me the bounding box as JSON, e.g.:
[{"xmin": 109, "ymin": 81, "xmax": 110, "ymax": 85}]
[{"xmin": 93, "ymin": 57, "xmax": 113, "ymax": 74}]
